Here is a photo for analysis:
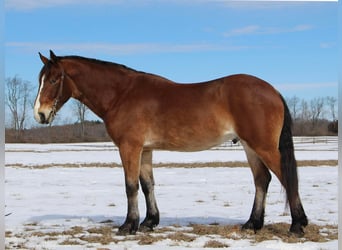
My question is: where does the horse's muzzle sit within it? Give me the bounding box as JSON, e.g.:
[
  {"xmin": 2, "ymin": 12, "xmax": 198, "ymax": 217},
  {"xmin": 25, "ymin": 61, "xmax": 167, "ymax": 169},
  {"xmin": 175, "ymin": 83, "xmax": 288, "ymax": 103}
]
[
  {"xmin": 35, "ymin": 110, "xmax": 55, "ymax": 124},
  {"xmin": 38, "ymin": 112, "xmax": 49, "ymax": 124}
]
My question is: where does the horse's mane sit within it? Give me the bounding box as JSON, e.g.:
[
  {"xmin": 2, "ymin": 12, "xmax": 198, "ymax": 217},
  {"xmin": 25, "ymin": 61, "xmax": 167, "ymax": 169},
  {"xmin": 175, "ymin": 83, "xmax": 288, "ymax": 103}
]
[
  {"xmin": 40, "ymin": 55, "xmax": 172, "ymax": 83},
  {"xmin": 61, "ymin": 55, "xmax": 146, "ymax": 74}
]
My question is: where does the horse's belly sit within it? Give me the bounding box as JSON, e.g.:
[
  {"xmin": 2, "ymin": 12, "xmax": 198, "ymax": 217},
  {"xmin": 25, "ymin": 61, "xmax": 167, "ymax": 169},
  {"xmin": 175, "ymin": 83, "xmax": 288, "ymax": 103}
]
[
  {"xmin": 179, "ymin": 130, "xmax": 237, "ymax": 151},
  {"xmin": 144, "ymin": 129, "xmax": 237, "ymax": 152}
]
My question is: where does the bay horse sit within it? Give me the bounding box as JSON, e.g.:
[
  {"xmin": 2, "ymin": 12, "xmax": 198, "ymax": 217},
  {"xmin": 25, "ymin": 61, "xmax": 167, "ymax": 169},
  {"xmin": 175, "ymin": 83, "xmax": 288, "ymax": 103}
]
[{"xmin": 34, "ymin": 50, "xmax": 307, "ymax": 236}]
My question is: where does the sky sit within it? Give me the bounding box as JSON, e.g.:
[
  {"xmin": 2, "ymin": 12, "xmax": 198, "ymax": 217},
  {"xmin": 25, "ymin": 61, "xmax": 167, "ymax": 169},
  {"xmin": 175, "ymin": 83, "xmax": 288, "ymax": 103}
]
[{"xmin": 4, "ymin": 0, "xmax": 338, "ymax": 125}]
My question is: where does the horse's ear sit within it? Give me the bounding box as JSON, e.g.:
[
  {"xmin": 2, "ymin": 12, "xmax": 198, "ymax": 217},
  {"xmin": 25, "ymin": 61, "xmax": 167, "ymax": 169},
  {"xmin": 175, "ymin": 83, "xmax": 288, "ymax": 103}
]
[
  {"xmin": 50, "ymin": 50, "xmax": 58, "ymax": 63},
  {"xmin": 39, "ymin": 52, "xmax": 49, "ymax": 65}
]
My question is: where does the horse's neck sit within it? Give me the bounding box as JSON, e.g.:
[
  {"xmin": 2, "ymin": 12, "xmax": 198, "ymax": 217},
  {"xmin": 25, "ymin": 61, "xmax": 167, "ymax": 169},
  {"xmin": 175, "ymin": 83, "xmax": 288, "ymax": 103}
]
[{"xmin": 64, "ymin": 59, "xmax": 131, "ymax": 119}]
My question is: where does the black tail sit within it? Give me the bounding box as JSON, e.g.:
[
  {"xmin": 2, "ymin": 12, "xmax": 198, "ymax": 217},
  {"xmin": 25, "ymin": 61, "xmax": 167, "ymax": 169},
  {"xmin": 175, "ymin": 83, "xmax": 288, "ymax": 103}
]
[{"xmin": 278, "ymin": 95, "xmax": 298, "ymax": 204}]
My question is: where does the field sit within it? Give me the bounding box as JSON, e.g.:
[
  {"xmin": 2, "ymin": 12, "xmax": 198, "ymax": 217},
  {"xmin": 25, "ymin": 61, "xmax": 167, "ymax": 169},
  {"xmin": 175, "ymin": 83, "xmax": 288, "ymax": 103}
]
[{"xmin": 5, "ymin": 137, "xmax": 338, "ymax": 249}]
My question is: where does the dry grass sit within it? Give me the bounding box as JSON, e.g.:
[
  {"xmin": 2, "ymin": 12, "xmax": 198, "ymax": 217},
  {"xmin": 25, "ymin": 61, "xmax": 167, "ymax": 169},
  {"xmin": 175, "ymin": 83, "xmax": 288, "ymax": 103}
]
[
  {"xmin": 204, "ymin": 240, "xmax": 230, "ymax": 248},
  {"xmin": 6, "ymin": 159, "xmax": 337, "ymax": 169},
  {"xmin": 188, "ymin": 223, "xmax": 338, "ymax": 243},
  {"xmin": 82, "ymin": 226, "xmax": 118, "ymax": 245},
  {"xmin": 296, "ymin": 160, "xmax": 337, "ymax": 167},
  {"xmin": 6, "ymin": 222, "xmax": 337, "ymax": 249},
  {"xmin": 60, "ymin": 239, "xmax": 81, "ymax": 245}
]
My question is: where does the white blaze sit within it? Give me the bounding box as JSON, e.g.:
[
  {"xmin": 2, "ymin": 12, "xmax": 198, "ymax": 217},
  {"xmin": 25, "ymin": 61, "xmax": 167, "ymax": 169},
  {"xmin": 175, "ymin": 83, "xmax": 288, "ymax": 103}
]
[{"xmin": 34, "ymin": 75, "xmax": 45, "ymax": 122}]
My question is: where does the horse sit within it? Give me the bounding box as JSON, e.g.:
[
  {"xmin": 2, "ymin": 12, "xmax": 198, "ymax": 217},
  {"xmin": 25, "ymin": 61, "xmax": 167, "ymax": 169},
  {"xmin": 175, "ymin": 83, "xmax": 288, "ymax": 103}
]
[{"xmin": 34, "ymin": 50, "xmax": 308, "ymax": 236}]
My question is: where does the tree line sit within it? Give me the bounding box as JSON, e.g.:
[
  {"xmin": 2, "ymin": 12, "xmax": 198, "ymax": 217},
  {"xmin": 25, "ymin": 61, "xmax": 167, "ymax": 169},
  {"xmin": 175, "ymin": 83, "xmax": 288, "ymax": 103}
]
[
  {"xmin": 285, "ymin": 96, "xmax": 338, "ymax": 135},
  {"xmin": 5, "ymin": 76, "xmax": 338, "ymax": 143}
]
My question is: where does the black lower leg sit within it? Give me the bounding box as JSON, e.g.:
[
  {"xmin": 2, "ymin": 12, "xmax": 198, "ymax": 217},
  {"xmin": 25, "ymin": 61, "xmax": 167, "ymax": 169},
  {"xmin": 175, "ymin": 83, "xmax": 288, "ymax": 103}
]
[
  {"xmin": 140, "ymin": 212, "xmax": 160, "ymax": 232},
  {"xmin": 242, "ymin": 169, "xmax": 271, "ymax": 232},
  {"xmin": 289, "ymin": 197, "xmax": 308, "ymax": 236},
  {"xmin": 117, "ymin": 182, "xmax": 140, "ymax": 235},
  {"xmin": 242, "ymin": 207, "xmax": 265, "ymax": 232},
  {"xmin": 241, "ymin": 146, "xmax": 271, "ymax": 232},
  {"xmin": 140, "ymin": 176, "xmax": 159, "ymax": 231}
]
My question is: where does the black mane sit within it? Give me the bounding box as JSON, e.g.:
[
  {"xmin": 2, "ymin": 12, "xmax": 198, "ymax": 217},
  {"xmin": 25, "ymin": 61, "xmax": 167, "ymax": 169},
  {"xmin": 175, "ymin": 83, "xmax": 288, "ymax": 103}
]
[
  {"xmin": 39, "ymin": 54, "xmax": 171, "ymax": 82},
  {"xmin": 60, "ymin": 55, "xmax": 173, "ymax": 82},
  {"xmin": 61, "ymin": 55, "xmax": 143, "ymax": 74}
]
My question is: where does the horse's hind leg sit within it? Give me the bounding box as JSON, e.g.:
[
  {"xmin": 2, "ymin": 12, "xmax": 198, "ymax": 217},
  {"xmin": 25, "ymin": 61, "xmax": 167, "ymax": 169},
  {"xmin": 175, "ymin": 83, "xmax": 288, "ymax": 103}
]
[
  {"xmin": 249, "ymin": 145, "xmax": 307, "ymax": 236},
  {"xmin": 242, "ymin": 143, "xmax": 271, "ymax": 231},
  {"xmin": 139, "ymin": 150, "xmax": 160, "ymax": 231}
]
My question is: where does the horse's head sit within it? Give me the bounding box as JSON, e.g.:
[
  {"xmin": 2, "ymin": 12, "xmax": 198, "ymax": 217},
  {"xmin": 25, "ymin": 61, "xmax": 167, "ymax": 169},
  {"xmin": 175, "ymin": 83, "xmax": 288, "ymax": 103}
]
[{"xmin": 34, "ymin": 50, "xmax": 72, "ymax": 124}]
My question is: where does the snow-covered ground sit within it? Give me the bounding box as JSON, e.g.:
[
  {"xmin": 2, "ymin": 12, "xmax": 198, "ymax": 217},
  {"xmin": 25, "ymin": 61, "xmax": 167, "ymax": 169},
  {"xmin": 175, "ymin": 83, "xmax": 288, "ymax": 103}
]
[
  {"xmin": 5, "ymin": 137, "xmax": 338, "ymax": 249},
  {"xmin": 4, "ymin": 136, "xmax": 338, "ymax": 167}
]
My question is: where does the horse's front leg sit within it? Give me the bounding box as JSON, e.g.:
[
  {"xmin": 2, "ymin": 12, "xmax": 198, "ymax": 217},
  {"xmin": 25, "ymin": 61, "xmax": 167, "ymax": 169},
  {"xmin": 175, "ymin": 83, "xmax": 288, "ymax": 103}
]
[
  {"xmin": 117, "ymin": 143, "xmax": 142, "ymax": 235},
  {"xmin": 139, "ymin": 150, "xmax": 159, "ymax": 231}
]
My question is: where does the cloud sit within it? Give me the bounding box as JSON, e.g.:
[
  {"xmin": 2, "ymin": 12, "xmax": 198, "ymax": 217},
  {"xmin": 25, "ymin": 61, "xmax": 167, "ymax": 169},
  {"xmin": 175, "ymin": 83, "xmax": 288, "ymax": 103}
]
[
  {"xmin": 224, "ymin": 25, "xmax": 260, "ymax": 37},
  {"xmin": 5, "ymin": 0, "xmax": 123, "ymax": 11},
  {"xmin": 5, "ymin": 0, "xmax": 254, "ymax": 11},
  {"xmin": 6, "ymin": 41, "xmax": 252, "ymax": 55},
  {"xmin": 7, "ymin": 0, "xmax": 336, "ymax": 12},
  {"xmin": 320, "ymin": 42, "xmax": 336, "ymax": 49},
  {"xmin": 221, "ymin": 0, "xmax": 336, "ymax": 10},
  {"xmin": 7, "ymin": 0, "xmax": 326, "ymax": 11},
  {"xmin": 223, "ymin": 24, "xmax": 313, "ymax": 37}
]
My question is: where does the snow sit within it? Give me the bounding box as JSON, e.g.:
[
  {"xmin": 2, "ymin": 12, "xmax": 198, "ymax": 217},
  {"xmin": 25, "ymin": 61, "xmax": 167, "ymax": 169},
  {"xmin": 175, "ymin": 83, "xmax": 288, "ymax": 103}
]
[
  {"xmin": 5, "ymin": 136, "xmax": 338, "ymax": 166},
  {"xmin": 5, "ymin": 137, "xmax": 338, "ymax": 249}
]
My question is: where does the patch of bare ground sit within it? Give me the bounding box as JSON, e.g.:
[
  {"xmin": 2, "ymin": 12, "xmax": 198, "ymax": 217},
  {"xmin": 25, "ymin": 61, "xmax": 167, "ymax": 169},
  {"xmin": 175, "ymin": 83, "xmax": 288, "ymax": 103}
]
[
  {"xmin": 189, "ymin": 223, "xmax": 338, "ymax": 243},
  {"xmin": 5, "ymin": 222, "xmax": 337, "ymax": 248},
  {"xmin": 81, "ymin": 226, "xmax": 119, "ymax": 245},
  {"xmin": 203, "ymin": 240, "xmax": 230, "ymax": 248},
  {"xmin": 296, "ymin": 160, "xmax": 337, "ymax": 167},
  {"xmin": 6, "ymin": 160, "xmax": 337, "ymax": 169}
]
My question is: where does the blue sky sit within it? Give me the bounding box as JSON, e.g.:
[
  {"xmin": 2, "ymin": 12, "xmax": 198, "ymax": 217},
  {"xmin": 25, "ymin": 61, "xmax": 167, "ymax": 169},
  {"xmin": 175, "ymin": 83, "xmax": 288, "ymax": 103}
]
[{"xmin": 4, "ymin": 0, "xmax": 338, "ymax": 124}]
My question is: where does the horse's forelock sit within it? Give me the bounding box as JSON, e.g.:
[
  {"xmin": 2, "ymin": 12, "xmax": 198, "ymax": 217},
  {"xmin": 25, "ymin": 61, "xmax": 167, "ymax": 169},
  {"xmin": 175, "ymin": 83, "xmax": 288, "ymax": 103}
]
[{"xmin": 38, "ymin": 62, "xmax": 52, "ymax": 83}]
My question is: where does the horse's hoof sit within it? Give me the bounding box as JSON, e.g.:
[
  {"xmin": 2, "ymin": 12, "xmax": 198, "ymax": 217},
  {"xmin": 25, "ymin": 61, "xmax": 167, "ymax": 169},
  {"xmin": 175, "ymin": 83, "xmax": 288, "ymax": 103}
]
[
  {"xmin": 242, "ymin": 219, "xmax": 263, "ymax": 232},
  {"xmin": 289, "ymin": 223, "xmax": 305, "ymax": 237},
  {"xmin": 116, "ymin": 228, "xmax": 137, "ymax": 236},
  {"xmin": 242, "ymin": 221, "xmax": 255, "ymax": 231},
  {"xmin": 139, "ymin": 217, "xmax": 159, "ymax": 233},
  {"xmin": 139, "ymin": 224, "xmax": 154, "ymax": 233},
  {"xmin": 116, "ymin": 223, "xmax": 138, "ymax": 236}
]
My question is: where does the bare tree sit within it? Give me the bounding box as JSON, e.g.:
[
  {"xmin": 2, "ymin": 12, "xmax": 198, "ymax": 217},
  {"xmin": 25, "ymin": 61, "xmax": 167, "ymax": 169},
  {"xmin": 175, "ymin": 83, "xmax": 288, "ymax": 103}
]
[
  {"xmin": 310, "ymin": 97, "xmax": 325, "ymax": 128},
  {"xmin": 5, "ymin": 76, "xmax": 31, "ymax": 139},
  {"xmin": 299, "ymin": 99, "xmax": 310, "ymax": 121},
  {"xmin": 73, "ymin": 100, "xmax": 89, "ymax": 138},
  {"xmin": 326, "ymin": 96, "xmax": 337, "ymax": 121},
  {"xmin": 286, "ymin": 96, "xmax": 300, "ymax": 120}
]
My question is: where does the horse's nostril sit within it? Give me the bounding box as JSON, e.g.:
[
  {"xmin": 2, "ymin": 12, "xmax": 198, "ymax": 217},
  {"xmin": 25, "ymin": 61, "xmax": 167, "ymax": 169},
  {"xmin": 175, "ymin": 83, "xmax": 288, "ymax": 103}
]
[{"xmin": 38, "ymin": 112, "xmax": 46, "ymax": 123}]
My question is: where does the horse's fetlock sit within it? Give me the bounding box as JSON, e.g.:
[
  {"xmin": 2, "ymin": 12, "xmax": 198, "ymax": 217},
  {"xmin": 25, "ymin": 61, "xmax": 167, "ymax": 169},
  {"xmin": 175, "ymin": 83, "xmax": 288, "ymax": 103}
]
[
  {"xmin": 117, "ymin": 217, "xmax": 140, "ymax": 235},
  {"xmin": 140, "ymin": 212, "xmax": 160, "ymax": 231},
  {"xmin": 242, "ymin": 218, "xmax": 264, "ymax": 232},
  {"xmin": 289, "ymin": 222, "xmax": 305, "ymax": 237}
]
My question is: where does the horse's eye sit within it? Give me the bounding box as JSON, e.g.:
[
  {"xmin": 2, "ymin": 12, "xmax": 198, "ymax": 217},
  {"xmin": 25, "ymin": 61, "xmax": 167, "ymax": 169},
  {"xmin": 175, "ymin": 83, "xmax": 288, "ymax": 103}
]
[{"xmin": 49, "ymin": 79, "xmax": 57, "ymax": 85}]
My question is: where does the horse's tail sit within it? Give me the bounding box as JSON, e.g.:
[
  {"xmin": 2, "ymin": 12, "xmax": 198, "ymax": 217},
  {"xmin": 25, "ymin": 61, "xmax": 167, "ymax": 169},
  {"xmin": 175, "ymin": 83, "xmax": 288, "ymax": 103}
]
[{"xmin": 278, "ymin": 95, "xmax": 298, "ymax": 204}]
